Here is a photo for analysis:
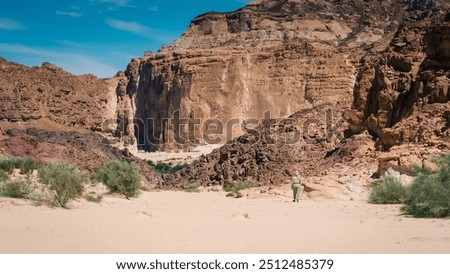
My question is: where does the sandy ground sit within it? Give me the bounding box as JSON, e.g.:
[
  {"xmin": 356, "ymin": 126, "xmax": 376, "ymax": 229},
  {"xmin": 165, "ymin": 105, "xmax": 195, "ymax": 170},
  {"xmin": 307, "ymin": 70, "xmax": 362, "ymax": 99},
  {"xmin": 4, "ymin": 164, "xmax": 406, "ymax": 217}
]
[
  {"xmin": 133, "ymin": 144, "xmax": 222, "ymax": 164},
  {"xmin": 1, "ymin": 190, "xmax": 450, "ymax": 254}
]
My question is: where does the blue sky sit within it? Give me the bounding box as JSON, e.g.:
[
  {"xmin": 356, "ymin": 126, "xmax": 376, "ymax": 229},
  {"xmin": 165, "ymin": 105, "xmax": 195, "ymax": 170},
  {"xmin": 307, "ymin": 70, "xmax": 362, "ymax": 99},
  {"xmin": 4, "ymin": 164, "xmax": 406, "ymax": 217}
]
[{"xmin": 0, "ymin": 0, "xmax": 251, "ymax": 78}]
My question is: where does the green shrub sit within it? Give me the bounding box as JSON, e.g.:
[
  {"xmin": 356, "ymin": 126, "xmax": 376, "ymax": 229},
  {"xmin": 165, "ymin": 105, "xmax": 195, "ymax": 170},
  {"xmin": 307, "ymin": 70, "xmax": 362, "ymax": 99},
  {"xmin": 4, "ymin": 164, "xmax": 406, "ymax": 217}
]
[
  {"xmin": 20, "ymin": 158, "xmax": 37, "ymax": 174},
  {"xmin": 92, "ymin": 160, "xmax": 141, "ymax": 198},
  {"xmin": 402, "ymin": 154, "xmax": 450, "ymax": 218},
  {"xmin": 155, "ymin": 162, "xmax": 172, "ymax": 173},
  {"xmin": 369, "ymin": 176, "xmax": 407, "ymax": 204},
  {"xmin": 169, "ymin": 163, "xmax": 188, "ymax": 173},
  {"xmin": 148, "ymin": 161, "xmax": 188, "ymax": 174},
  {"xmin": 226, "ymin": 192, "xmax": 236, "ymax": 198},
  {"xmin": 0, "ymin": 157, "xmax": 37, "ymax": 174},
  {"xmin": 184, "ymin": 183, "xmax": 199, "ymax": 193},
  {"xmin": 0, "ymin": 179, "xmax": 31, "ymax": 199},
  {"xmin": 0, "ymin": 157, "xmax": 21, "ymax": 174},
  {"xmin": 85, "ymin": 193, "xmax": 103, "ymax": 203},
  {"xmin": 223, "ymin": 180, "xmax": 255, "ymax": 193},
  {"xmin": 38, "ymin": 162, "xmax": 85, "ymax": 208},
  {"xmin": 1, "ymin": 181, "xmax": 25, "ymax": 198},
  {"xmin": 0, "ymin": 170, "xmax": 8, "ymax": 182}
]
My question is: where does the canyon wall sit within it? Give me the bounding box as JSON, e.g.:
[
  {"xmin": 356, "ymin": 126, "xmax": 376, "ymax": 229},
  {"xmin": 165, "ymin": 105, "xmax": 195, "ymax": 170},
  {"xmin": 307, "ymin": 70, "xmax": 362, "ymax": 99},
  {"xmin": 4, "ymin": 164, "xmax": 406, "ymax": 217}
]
[
  {"xmin": 345, "ymin": 8, "xmax": 450, "ymax": 150},
  {"xmin": 121, "ymin": 0, "xmax": 411, "ymax": 151}
]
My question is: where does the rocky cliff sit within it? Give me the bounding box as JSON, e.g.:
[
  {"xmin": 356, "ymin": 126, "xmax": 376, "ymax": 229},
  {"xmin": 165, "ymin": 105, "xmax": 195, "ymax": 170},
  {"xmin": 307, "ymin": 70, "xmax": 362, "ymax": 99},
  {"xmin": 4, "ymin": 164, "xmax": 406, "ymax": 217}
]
[
  {"xmin": 121, "ymin": 0, "xmax": 417, "ymax": 151},
  {"xmin": 1, "ymin": 0, "xmax": 448, "ymax": 194},
  {"xmin": 158, "ymin": 0, "xmax": 450, "ymax": 190},
  {"xmin": 0, "ymin": 59, "xmax": 115, "ymax": 130},
  {"xmin": 345, "ymin": 6, "xmax": 450, "ymax": 150},
  {"xmin": 0, "ymin": 59, "xmax": 155, "ymax": 184}
]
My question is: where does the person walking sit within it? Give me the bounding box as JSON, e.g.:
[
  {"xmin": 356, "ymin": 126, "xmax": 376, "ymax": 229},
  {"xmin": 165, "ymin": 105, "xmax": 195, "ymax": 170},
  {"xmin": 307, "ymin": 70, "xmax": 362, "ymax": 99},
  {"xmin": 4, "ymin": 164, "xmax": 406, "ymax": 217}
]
[{"xmin": 291, "ymin": 171, "xmax": 303, "ymax": 202}]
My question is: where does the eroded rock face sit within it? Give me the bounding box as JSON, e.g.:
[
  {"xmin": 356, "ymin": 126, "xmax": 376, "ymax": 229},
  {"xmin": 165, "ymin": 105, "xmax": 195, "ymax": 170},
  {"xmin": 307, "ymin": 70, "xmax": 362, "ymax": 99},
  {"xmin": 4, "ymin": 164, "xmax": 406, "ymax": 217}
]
[
  {"xmin": 0, "ymin": 58, "xmax": 142, "ymax": 152},
  {"xmin": 1, "ymin": 0, "xmax": 448, "ymax": 197},
  {"xmin": 156, "ymin": 1, "xmax": 450, "ymax": 193},
  {"xmin": 0, "ymin": 59, "xmax": 116, "ymax": 131},
  {"xmin": 377, "ymin": 144, "xmax": 447, "ymax": 175},
  {"xmin": 162, "ymin": 107, "xmax": 352, "ymax": 188},
  {"xmin": 345, "ymin": 9, "xmax": 450, "ymax": 150},
  {"xmin": 0, "ymin": 58, "xmax": 156, "ymax": 184},
  {"xmin": 123, "ymin": 0, "xmax": 410, "ymax": 151}
]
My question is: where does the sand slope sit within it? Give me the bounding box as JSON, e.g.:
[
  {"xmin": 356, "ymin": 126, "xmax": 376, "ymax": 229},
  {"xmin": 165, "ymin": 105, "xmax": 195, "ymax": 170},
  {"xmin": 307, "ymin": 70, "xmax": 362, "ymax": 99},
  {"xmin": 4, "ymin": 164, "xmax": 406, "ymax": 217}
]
[{"xmin": 1, "ymin": 191, "xmax": 449, "ymax": 254}]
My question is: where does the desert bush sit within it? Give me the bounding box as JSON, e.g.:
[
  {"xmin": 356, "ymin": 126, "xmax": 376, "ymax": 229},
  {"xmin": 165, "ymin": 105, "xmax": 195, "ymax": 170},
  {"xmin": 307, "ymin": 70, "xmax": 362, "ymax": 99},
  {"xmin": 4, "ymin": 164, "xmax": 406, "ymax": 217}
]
[
  {"xmin": 148, "ymin": 161, "xmax": 188, "ymax": 174},
  {"xmin": 226, "ymin": 192, "xmax": 236, "ymax": 198},
  {"xmin": 0, "ymin": 157, "xmax": 22, "ymax": 174},
  {"xmin": 0, "ymin": 170, "xmax": 8, "ymax": 182},
  {"xmin": 0, "ymin": 176, "xmax": 33, "ymax": 199},
  {"xmin": 38, "ymin": 162, "xmax": 85, "ymax": 208},
  {"xmin": 402, "ymin": 154, "xmax": 450, "ymax": 218},
  {"xmin": 0, "ymin": 157, "xmax": 37, "ymax": 174},
  {"xmin": 92, "ymin": 160, "xmax": 141, "ymax": 198},
  {"xmin": 19, "ymin": 158, "xmax": 37, "ymax": 174},
  {"xmin": 85, "ymin": 193, "xmax": 103, "ymax": 203},
  {"xmin": 184, "ymin": 183, "xmax": 199, "ymax": 193},
  {"xmin": 1, "ymin": 181, "xmax": 25, "ymax": 198},
  {"xmin": 223, "ymin": 180, "xmax": 255, "ymax": 193},
  {"xmin": 369, "ymin": 176, "xmax": 407, "ymax": 204}
]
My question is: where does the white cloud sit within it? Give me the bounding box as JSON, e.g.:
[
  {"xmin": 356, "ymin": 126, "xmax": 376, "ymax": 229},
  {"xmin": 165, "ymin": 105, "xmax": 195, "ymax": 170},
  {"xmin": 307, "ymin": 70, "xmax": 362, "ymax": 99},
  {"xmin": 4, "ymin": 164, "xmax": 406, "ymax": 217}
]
[
  {"xmin": 0, "ymin": 18, "xmax": 27, "ymax": 30},
  {"xmin": 0, "ymin": 43, "xmax": 47, "ymax": 56},
  {"xmin": 54, "ymin": 40, "xmax": 88, "ymax": 48},
  {"xmin": 93, "ymin": 0, "xmax": 133, "ymax": 7},
  {"xmin": 0, "ymin": 43, "xmax": 119, "ymax": 78},
  {"xmin": 104, "ymin": 17, "xmax": 177, "ymax": 42},
  {"xmin": 56, "ymin": 11, "xmax": 83, "ymax": 17},
  {"xmin": 59, "ymin": 55, "xmax": 119, "ymax": 78},
  {"xmin": 105, "ymin": 18, "xmax": 149, "ymax": 35}
]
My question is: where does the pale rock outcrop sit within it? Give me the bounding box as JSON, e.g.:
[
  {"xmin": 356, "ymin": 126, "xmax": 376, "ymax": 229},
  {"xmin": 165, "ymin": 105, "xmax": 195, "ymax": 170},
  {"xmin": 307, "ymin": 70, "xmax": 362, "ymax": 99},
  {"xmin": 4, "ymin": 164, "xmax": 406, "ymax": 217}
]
[{"xmin": 121, "ymin": 0, "xmax": 410, "ymax": 151}]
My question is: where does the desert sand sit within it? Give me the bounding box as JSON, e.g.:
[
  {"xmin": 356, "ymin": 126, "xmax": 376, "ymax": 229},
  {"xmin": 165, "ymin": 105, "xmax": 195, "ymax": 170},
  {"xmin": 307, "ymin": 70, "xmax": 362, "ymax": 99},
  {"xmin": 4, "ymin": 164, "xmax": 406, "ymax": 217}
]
[
  {"xmin": 1, "ymin": 189, "xmax": 449, "ymax": 254},
  {"xmin": 133, "ymin": 144, "xmax": 222, "ymax": 164}
]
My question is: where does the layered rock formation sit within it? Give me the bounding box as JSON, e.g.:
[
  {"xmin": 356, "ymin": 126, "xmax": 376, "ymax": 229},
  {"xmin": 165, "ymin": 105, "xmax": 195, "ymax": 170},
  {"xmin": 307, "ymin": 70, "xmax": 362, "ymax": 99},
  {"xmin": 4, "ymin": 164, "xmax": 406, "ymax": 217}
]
[
  {"xmin": 121, "ymin": 0, "xmax": 413, "ymax": 151},
  {"xmin": 345, "ymin": 7, "xmax": 450, "ymax": 151},
  {"xmin": 0, "ymin": 59, "xmax": 155, "ymax": 184},
  {"xmin": 1, "ymin": 0, "xmax": 449, "ymax": 195},
  {"xmin": 158, "ymin": 0, "xmax": 450, "ymax": 189},
  {"xmin": 0, "ymin": 59, "xmax": 116, "ymax": 131}
]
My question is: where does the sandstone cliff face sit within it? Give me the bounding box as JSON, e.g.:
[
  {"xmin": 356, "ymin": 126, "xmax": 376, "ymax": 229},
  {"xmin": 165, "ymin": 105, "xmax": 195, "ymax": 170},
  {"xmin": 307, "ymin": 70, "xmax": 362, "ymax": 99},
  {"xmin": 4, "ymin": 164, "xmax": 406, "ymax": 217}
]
[
  {"xmin": 157, "ymin": 0, "xmax": 450, "ymax": 189},
  {"xmin": 122, "ymin": 0, "xmax": 412, "ymax": 151},
  {"xmin": 0, "ymin": 58, "xmax": 143, "ymax": 151},
  {"xmin": 0, "ymin": 59, "xmax": 155, "ymax": 184},
  {"xmin": 0, "ymin": 59, "xmax": 116, "ymax": 131},
  {"xmin": 1, "ymin": 0, "xmax": 448, "ymax": 193},
  {"xmin": 346, "ymin": 8, "xmax": 450, "ymax": 150}
]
